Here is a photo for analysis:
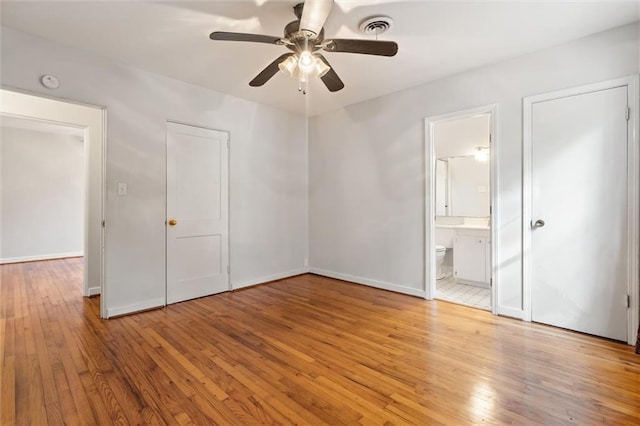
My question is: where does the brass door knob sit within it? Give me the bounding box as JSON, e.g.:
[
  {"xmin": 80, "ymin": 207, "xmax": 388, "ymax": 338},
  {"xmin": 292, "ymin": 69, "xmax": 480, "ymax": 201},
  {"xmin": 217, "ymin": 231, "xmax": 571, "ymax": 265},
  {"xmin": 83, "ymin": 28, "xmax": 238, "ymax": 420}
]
[{"xmin": 168, "ymin": 218, "xmax": 177, "ymax": 226}]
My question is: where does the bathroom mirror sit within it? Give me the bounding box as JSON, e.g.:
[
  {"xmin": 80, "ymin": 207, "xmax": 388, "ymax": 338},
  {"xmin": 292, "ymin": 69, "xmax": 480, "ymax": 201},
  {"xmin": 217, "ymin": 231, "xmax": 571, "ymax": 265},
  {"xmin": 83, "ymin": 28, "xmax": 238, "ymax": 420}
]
[{"xmin": 435, "ymin": 155, "xmax": 490, "ymax": 217}]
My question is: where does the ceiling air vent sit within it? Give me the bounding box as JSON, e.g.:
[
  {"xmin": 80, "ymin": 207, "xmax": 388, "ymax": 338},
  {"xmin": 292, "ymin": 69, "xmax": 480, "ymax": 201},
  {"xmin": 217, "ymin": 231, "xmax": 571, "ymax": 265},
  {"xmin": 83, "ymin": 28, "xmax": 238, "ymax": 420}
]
[{"xmin": 358, "ymin": 16, "xmax": 394, "ymax": 36}]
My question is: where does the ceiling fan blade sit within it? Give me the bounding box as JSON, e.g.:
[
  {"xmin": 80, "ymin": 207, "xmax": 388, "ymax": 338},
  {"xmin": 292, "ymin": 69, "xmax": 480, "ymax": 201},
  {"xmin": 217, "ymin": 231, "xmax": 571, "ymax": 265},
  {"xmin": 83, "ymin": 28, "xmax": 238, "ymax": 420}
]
[
  {"xmin": 300, "ymin": 0, "xmax": 334, "ymax": 37},
  {"xmin": 324, "ymin": 39, "xmax": 398, "ymax": 57},
  {"xmin": 316, "ymin": 54, "xmax": 344, "ymax": 92},
  {"xmin": 209, "ymin": 31, "xmax": 282, "ymax": 45},
  {"xmin": 249, "ymin": 53, "xmax": 294, "ymax": 87}
]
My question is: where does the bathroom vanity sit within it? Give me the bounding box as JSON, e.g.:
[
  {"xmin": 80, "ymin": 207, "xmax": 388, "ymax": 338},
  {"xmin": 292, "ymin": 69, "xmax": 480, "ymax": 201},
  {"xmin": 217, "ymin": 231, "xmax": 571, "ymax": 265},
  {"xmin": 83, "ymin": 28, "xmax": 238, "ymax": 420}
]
[
  {"xmin": 453, "ymin": 227, "xmax": 490, "ymax": 287},
  {"xmin": 435, "ymin": 223, "xmax": 490, "ymax": 287}
]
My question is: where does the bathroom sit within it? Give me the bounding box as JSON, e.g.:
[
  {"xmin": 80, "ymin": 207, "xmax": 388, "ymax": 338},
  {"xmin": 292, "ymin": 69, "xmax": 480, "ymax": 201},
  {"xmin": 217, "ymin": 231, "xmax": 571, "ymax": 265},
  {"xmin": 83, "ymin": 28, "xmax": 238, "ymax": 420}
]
[{"xmin": 431, "ymin": 111, "xmax": 492, "ymax": 311}]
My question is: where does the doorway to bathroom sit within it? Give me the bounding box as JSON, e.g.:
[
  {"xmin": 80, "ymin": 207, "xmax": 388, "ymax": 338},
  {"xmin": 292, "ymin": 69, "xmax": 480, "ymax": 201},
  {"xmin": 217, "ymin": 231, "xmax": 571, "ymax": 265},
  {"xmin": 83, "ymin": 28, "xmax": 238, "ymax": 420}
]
[{"xmin": 424, "ymin": 105, "xmax": 497, "ymax": 312}]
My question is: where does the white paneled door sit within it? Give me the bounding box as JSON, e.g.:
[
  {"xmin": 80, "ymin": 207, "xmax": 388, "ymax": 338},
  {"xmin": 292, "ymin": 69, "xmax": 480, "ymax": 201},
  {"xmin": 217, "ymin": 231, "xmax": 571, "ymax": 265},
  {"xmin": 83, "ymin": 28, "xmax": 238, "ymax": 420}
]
[
  {"xmin": 166, "ymin": 122, "xmax": 229, "ymax": 304},
  {"xmin": 529, "ymin": 85, "xmax": 629, "ymax": 341}
]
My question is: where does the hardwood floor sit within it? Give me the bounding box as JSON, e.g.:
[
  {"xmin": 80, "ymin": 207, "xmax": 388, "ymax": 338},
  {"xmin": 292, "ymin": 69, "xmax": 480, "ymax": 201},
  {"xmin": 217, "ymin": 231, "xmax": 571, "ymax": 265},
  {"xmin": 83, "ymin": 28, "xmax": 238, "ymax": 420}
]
[{"xmin": 1, "ymin": 258, "xmax": 639, "ymax": 425}]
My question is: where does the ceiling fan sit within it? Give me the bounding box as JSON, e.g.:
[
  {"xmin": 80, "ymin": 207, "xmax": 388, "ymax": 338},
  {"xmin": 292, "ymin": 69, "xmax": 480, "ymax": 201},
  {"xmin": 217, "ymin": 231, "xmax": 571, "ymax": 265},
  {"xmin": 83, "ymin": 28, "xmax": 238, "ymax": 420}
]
[{"xmin": 209, "ymin": 0, "xmax": 398, "ymax": 94}]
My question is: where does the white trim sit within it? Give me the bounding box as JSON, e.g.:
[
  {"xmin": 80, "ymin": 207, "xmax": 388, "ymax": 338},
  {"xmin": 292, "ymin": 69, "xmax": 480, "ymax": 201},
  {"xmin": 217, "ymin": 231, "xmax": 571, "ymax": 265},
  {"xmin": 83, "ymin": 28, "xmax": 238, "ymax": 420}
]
[
  {"xmin": 626, "ymin": 76, "xmax": 639, "ymax": 345},
  {"xmin": 87, "ymin": 286, "xmax": 101, "ymax": 296},
  {"xmin": 522, "ymin": 96, "xmax": 533, "ymax": 322},
  {"xmin": 489, "ymin": 108, "xmax": 500, "ymax": 317},
  {"xmin": 0, "ymin": 252, "xmax": 83, "ymax": 264},
  {"xmin": 0, "ymin": 88, "xmax": 106, "ymax": 318},
  {"xmin": 106, "ymin": 297, "xmax": 165, "ymax": 318},
  {"xmin": 423, "ymin": 104, "xmax": 499, "ymax": 315},
  {"xmin": 522, "ymin": 75, "xmax": 639, "ymax": 345},
  {"xmin": 231, "ymin": 268, "xmax": 310, "ymax": 290},
  {"xmin": 100, "ymin": 109, "xmax": 107, "ymax": 319},
  {"xmin": 310, "ymin": 267, "xmax": 427, "ymax": 298},
  {"xmin": 227, "ymin": 133, "xmax": 232, "ymax": 292},
  {"xmin": 424, "ymin": 117, "xmax": 436, "ymax": 300},
  {"xmin": 496, "ymin": 306, "xmax": 524, "ymax": 320}
]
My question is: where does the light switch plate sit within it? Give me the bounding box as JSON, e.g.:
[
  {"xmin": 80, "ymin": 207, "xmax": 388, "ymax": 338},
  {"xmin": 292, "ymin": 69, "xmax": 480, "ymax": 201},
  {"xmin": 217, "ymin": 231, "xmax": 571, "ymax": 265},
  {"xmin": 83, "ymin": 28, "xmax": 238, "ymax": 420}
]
[{"xmin": 117, "ymin": 182, "xmax": 128, "ymax": 195}]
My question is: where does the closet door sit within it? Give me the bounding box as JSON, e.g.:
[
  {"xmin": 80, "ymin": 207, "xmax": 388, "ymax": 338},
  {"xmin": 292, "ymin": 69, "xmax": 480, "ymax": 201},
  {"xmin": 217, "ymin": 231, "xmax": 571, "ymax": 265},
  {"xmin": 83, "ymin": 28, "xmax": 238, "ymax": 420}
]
[
  {"xmin": 529, "ymin": 85, "xmax": 629, "ymax": 341},
  {"xmin": 166, "ymin": 122, "xmax": 229, "ymax": 304}
]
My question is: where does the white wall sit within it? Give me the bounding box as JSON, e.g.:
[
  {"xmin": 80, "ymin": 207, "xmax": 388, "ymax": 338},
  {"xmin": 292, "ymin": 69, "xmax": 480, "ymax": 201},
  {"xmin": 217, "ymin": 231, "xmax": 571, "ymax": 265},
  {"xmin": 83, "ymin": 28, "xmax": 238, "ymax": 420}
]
[
  {"xmin": 1, "ymin": 27, "xmax": 309, "ymax": 316},
  {"xmin": 309, "ymin": 23, "xmax": 639, "ymax": 313},
  {"xmin": 0, "ymin": 125, "xmax": 84, "ymax": 262}
]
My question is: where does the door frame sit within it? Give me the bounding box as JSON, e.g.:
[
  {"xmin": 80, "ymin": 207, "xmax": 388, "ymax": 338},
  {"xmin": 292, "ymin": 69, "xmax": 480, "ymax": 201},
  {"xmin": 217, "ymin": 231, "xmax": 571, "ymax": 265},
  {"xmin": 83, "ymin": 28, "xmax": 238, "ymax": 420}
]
[
  {"xmin": 522, "ymin": 76, "xmax": 639, "ymax": 345},
  {"xmin": 424, "ymin": 104, "xmax": 499, "ymax": 314},
  {"xmin": 0, "ymin": 87, "xmax": 107, "ymax": 318},
  {"xmin": 165, "ymin": 120, "xmax": 231, "ymax": 304}
]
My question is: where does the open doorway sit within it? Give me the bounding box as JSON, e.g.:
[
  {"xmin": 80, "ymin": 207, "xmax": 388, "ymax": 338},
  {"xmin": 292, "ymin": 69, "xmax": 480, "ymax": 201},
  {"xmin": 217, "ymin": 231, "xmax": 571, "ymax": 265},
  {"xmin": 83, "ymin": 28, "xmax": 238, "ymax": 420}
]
[
  {"xmin": 0, "ymin": 89, "xmax": 106, "ymax": 317},
  {"xmin": 425, "ymin": 105, "xmax": 497, "ymax": 312},
  {"xmin": 0, "ymin": 116, "xmax": 85, "ymax": 266}
]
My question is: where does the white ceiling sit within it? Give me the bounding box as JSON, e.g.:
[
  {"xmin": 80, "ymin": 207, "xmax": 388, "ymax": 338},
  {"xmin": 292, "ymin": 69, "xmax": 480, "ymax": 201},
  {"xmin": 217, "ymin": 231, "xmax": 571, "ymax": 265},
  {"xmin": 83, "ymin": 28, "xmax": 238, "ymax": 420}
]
[
  {"xmin": 1, "ymin": 1, "xmax": 638, "ymax": 116},
  {"xmin": 435, "ymin": 113, "xmax": 490, "ymax": 159}
]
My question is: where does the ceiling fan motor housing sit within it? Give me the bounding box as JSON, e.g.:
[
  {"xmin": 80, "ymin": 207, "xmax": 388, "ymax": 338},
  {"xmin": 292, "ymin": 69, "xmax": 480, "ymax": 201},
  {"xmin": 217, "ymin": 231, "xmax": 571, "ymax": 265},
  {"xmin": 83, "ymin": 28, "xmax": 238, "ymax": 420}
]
[{"xmin": 284, "ymin": 20, "xmax": 325, "ymax": 47}]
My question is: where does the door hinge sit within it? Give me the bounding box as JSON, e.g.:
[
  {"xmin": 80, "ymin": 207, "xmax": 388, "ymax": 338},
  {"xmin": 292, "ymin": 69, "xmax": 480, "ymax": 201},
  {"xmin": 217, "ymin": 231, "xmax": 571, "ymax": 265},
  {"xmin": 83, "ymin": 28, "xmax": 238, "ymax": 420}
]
[
  {"xmin": 227, "ymin": 265, "xmax": 230, "ymax": 274},
  {"xmin": 490, "ymin": 278, "xmax": 493, "ymax": 287},
  {"xmin": 626, "ymin": 106, "xmax": 630, "ymax": 121},
  {"xmin": 489, "ymin": 133, "xmax": 492, "ymax": 144},
  {"xmin": 102, "ymin": 220, "xmax": 105, "ymax": 227},
  {"xmin": 489, "ymin": 205, "xmax": 492, "ymax": 215},
  {"xmin": 627, "ymin": 295, "xmax": 630, "ymax": 308}
]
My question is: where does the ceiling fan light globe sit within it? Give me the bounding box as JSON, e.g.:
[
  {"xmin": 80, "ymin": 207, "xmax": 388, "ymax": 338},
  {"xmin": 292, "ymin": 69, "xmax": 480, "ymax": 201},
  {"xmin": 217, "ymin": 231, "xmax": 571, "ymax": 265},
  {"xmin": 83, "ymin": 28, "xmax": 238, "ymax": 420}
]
[
  {"xmin": 474, "ymin": 146, "xmax": 489, "ymax": 162},
  {"xmin": 298, "ymin": 51, "xmax": 316, "ymax": 73},
  {"xmin": 278, "ymin": 55, "xmax": 297, "ymax": 77},
  {"xmin": 314, "ymin": 59, "xmax": 330, "ymax": 78}
]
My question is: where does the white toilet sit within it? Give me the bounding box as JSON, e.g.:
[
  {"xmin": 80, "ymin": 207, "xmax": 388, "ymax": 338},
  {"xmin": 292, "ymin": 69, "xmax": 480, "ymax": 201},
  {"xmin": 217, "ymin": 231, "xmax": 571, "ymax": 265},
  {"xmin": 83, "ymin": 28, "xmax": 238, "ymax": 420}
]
[{"xmin": 435, "ymin": 245, "xmax": 447, "ymax": 280}]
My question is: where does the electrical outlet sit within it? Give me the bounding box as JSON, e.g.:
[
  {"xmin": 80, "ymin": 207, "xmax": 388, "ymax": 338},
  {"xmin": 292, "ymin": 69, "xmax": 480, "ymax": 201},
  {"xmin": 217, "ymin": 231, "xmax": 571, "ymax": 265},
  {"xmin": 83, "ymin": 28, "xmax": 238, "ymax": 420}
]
[
  {"xmin": 117, "ymin": 182, "xmax": 127, "ymax": 195},
  {"xmin": 303, "ymin": 257, "xmax": 309, "ymax": 267}
]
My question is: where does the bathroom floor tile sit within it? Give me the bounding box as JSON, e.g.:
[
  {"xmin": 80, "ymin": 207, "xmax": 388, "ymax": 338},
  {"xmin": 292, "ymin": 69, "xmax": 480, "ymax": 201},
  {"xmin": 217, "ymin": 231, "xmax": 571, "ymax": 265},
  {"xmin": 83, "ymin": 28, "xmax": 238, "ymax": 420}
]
[{"xmin": 436, "ymin": 275, "xmax": 491, "ymax": 311}]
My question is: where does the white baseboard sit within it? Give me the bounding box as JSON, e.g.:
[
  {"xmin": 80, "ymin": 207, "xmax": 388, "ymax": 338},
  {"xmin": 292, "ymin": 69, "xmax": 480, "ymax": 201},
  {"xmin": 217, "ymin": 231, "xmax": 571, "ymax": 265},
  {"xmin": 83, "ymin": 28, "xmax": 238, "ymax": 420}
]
[
  {"xmin": 0, "ymin": 251, "xmax": 83, "ymax": 264},
  {"xmin": 87, "ymin": 286, "xmax": 101, "ymax": 296},
  {"xmin": 106, "ymin": 297, "xmax": 165, "ymax": 318},
  {"xmin": 232, "ymin": 267, "xmax": 310, "ymax": 290},
  {"xmin": 309, "ymin": 267, "xmax": 427, "ymax": 298},
  {"xmin": 497, "ymin": 305, "xmax": 524, "ymax": 319}
]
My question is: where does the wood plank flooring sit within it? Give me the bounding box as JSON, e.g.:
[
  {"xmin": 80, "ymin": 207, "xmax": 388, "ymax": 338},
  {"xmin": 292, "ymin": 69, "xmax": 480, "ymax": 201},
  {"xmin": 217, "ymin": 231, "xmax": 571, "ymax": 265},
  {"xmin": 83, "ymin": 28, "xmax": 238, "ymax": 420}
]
[{"xmin": 1, "ymin": 258, "xmax": 639, "ymax": 425}]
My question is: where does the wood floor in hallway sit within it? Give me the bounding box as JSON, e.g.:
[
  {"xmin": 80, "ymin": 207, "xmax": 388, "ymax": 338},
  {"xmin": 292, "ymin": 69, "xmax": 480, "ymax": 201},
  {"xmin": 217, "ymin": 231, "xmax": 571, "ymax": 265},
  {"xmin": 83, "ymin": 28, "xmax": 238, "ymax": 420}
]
[{"xmin": 1, "ymin": 258, "xmax": 639, "ymax": 425}]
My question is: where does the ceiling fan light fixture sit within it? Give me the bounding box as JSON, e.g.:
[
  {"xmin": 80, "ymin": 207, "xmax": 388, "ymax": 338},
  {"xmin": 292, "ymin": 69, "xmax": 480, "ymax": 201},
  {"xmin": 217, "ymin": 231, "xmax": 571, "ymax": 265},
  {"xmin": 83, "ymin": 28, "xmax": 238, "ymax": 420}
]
[
  {"xmin": 314, "ymin": 58, "xmax": 330, "ymax": 78},
  {"xmin": 474, "ymin": 146, "xmax": 490, "ymax": 162},
  {"xmin": 298, "ymin": 50, "xmax": 316, "ymax": 73},
  {"xmin": 209, "ymin": 0, "xmax": 397, "ymax": 93},
  {"xmin": 278, "ymin": 55, "xmax": 297, "ymax": 77}
]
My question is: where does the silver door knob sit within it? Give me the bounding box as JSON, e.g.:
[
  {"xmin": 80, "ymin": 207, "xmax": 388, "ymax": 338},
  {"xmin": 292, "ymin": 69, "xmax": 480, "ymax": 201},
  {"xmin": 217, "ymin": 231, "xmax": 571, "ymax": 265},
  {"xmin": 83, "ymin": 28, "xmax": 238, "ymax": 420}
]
[{"xmin": 532, "ymin": 219, "xmax": 545, "ymax": 228}]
